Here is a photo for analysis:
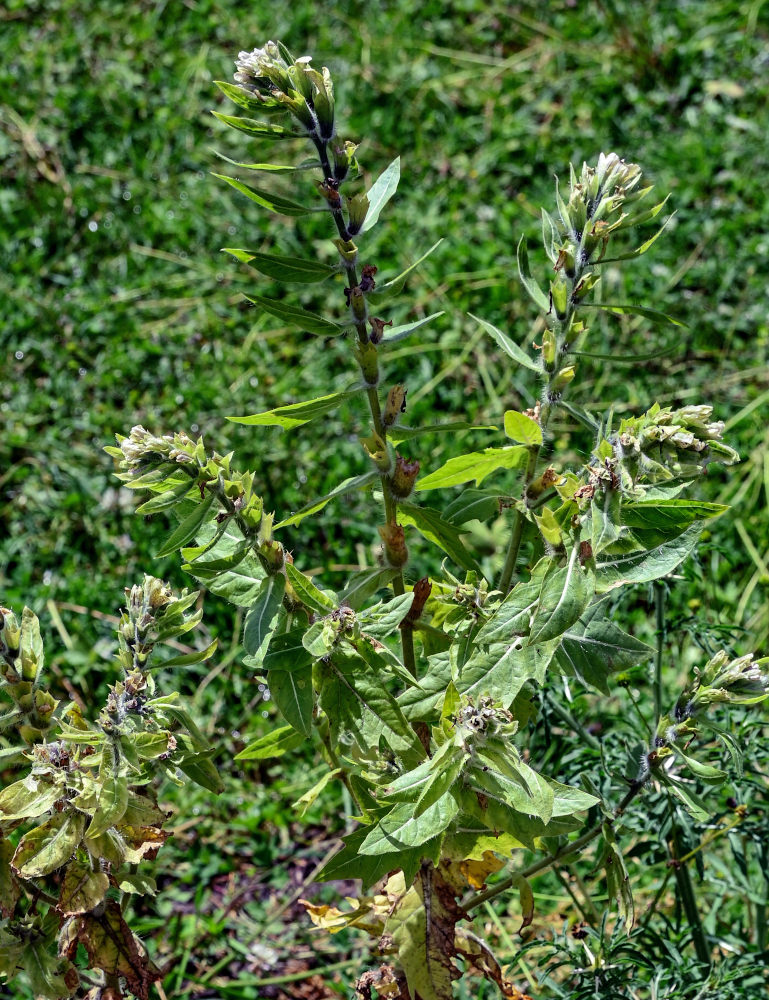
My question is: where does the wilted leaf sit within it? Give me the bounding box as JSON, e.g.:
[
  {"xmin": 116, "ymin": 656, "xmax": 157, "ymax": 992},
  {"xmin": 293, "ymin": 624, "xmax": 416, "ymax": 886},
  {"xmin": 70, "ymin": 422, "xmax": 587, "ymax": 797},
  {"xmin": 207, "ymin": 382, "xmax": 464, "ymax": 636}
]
[
  {"xmin": 60, "ymin": 900, "xmax": 161, "ymax": 1000},
  {"xmin": 12, "ymin": 812, "xmax": 85, "ymax": 878},
  {"xmin": 459, "ymin": 851, "xmax": 505, "ymax": 889},
  {"xmin": 58, "ymin": 859, "xmax": 109, "ymax": 915}
]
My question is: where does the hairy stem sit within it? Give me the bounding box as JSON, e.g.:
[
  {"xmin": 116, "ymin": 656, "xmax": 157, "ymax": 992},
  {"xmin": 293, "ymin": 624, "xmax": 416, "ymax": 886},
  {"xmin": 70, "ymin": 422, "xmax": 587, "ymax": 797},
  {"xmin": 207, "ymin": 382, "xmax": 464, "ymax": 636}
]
[
  {"xmin": 313, "ymin": 136, "xmax": 416, "ymax": 677},
  {"xmin": 654, "ymin": 580, "xmax": 666, "ymax": 724}
]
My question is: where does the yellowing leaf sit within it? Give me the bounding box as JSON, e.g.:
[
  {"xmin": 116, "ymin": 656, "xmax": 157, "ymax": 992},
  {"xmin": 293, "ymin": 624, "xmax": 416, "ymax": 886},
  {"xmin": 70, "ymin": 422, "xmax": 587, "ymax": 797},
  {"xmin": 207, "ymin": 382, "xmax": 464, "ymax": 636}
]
[
  {"xmin": 459, "ymin": 851, "xmax": 505, "ymax": 889},
  {"xmin": 12, "ymin": 812, "xmax": 85, "ymax": 878},
  {"xmin": 58, "ymin": 859, "xmax": 110, "ymax": 915}
]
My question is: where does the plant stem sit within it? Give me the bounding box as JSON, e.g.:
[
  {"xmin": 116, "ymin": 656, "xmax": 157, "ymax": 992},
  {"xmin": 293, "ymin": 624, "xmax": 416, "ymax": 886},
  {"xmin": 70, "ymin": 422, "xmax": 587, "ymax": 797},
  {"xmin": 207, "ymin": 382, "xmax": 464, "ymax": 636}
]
[
  {"xmin": 654, "ymin": 581, "xmax": 666, "ymax": 724},
  {"xmin": 669, "ymin": 819, "xmax": 711, "ymax": 965},
  {"xmin": 497, "ymin": 445, "xmax": 540, "ymax": 596},
  {"xmin": 463, "ymin": 778, "xmax": 644, "ymax": 912},
  {"xmin": 312, "ymin": 136, "xmax": 417, "ymax": 677},
  {"xmin": 545, "ymin": 691, "xmax": 601, "ymax": 751}
]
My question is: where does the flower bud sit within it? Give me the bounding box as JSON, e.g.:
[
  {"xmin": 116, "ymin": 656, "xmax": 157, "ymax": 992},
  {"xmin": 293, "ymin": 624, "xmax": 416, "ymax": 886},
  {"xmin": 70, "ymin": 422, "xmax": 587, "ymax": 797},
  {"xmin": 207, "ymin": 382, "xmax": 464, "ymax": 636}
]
[
  {"xmin": 383, "ymin": 385, "xmax": 407, "ymax": 427},
  {"xmin": 333, "ymin": 140, "xmax": 359, "ymax": 181},
  {"xmin": 550, "ymin": 277, "xmax": 569, "ymax": 319},
  {"xmin": 345, "ymin": 192, "xmax": 369, "ymax": 235},
  {"xmin": 353, "ymin": 339, "xmax": 379, "ymax": 387},
  {"xmin": 540, "ymin": 328, "xmax": 557, "ymax": 370},
  {"xmin": 369, "ymin": 317, "xmax": 393, "ymax": 345},
  {"xmin": 360, "ymin": 431, "xmax": 391, "ymax": 472},
  {"xmin": 333, "ymin": 237, "xmax": 358, "ymax": 265},
  {"xmin": 389, "ymin": 455, "xmax": 420, "ymax": 498},
  {"xmin": 378, "ymin": 522, "xmax": 408, "ymax": 568}
]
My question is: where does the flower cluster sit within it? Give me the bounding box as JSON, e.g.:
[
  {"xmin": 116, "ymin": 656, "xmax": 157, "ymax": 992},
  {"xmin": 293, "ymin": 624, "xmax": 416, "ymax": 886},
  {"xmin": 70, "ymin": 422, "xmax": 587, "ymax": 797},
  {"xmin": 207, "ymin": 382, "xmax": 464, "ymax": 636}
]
[
  {"xmin": 593, "ymin": 403, "xmax": 739, "ymax": 492},
  {"xmin": 233, "ymin": 40, "xmax": 334, "ymax": 139}
]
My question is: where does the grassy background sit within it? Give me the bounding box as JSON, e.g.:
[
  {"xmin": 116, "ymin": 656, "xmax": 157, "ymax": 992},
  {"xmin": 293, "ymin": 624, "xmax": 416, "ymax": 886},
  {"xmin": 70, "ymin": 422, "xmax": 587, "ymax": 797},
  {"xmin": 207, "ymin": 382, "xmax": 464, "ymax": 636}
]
[{"xmin": 2, "ymin": 0, "xmax": 769, "ymax": 996}]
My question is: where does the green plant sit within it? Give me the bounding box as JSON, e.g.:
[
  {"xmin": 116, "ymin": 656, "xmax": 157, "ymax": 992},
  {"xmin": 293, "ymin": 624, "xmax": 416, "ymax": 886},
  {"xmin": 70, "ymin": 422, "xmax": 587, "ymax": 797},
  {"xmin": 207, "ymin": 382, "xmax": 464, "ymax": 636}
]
[{"xmin": 1, "ymin": 36, "xmax": 767, "ymax": 1000}]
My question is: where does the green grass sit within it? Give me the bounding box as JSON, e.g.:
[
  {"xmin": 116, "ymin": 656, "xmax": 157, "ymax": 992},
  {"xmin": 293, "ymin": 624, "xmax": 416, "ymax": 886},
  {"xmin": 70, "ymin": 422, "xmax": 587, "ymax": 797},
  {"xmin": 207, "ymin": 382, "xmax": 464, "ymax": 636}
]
[{"xmin": 2, "ymin": 1, "xmax": 769, "ymax": 996}]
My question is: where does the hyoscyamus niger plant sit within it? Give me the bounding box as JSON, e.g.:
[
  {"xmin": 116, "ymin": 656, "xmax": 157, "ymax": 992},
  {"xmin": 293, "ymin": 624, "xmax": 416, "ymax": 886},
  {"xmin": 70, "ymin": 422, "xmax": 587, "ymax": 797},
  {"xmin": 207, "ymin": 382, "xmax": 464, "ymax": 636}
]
[{"xmin": 1, "ymin": 37, "xmax": 767, "ymax": 1000}]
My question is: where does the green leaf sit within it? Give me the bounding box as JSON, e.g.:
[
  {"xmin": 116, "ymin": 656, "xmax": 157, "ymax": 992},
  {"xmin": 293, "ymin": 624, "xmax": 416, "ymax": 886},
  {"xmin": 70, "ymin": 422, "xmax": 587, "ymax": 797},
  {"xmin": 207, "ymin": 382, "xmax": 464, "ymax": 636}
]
[
  {"xmin": 222, "ymin": 248, "xmax": 337, "ymax": 282},
  {"xmin": 381, "ymin": 310, "xmax": 445, "ymax": 344},
  {"xmin": 388, "ymin": 421, "xmax": 498, "ymax": 446},
  {"xmin": 12, "ymin": 811, "xmax": 85, "ymax": 878},
  {"xmin": 368, "ymin": 240, "xmax": 444, "ymax": 304},
  {"xmin": 318, "ymin": 651, "xmax": 423, "ymax": 759},
  {"xmin": 475, "ymin": 577, "xmax": 542, "ymax": 645},
  {"xmin": 317, "ymin": 826, "xmax": 442, "ymax": 889},
  {"xmin": 211, "ymin": 111, "xmax": 306, "ymax": 139},
  {"xmin": 118, "ymin": 873, "xmax": 157, "ymax": 896},
  {"xmin": 155, "ymin": 488, "xmax": 216, "ymax": 558},
  {"xmin": 443, "ymin": 488, "xmax": 504, "ymax": 525},
  {"xmin": 184, "ymin": 523, "xmax": 265, "ymax": 607},
  {"xmin": 338, "ymin": 567, "xmax": 398, "ymax": 610},
  {"xmin": 599, "ymin": 221, "xmax": 672, "ymax": 263},
  {"xmin": 0, "ymin": 776, "xmax": 62, "ymax": 822},
  {"xmin": 674, "ymin": 748, "xmax": 726, "ymax": 784},
  {"xmin": 621, "ymin": 500, "xmax": 728, "ymax": 532},
  {"xmin": 269, "ymin": 664, "xmax": 314, "ymax": 736},
  {"xmin": 359, "ymin": 156, "xmax": 400, "ymax": 232},
  {"xmin": 469, "ymin": 752, "xmax": 555, "ymax": 823},
  {"xmin": 274, "ymin": 471, "xmax": 379, "ymax": 528},
  {"xmin": 595, "ymin": 523, "xmax": 702, "ymax": 593},
  {"xmin": 470, "ymin": 313, "xmax": 540, "ymax": 373},
  {"xmin": 214, "ymin": 81, "xmax": 289, "ymax": 114},
  {"xmin": 548, "ymin": 778, "xmax": 600, "ymax": 816},
  {"xmin": 242, "ymin": 294, "xmax": 342, "ymax": 337},
  {"xmin": 398, "ymin": 652, "xmax": 453, "ymax": 720},
  {"xmin": 455, "ymin": 639, "xmax": 558, "ymax": 705},
  {"xmin": 504, "ymin": 409, "xmax": 543, "ymax": 446},
  {"xmin": 661, "ymin": 774, "xmax": 711, "ymax": 822},
  {"xmin": 243, "ymin": 574, "xmax": 286, "ymax": 662},
  {"xmin": 292, "ymin": 768, "xmax": 341, "ymax": 818},
  {"xmin": 262, "ymin": 627, "xmax": 313, "ymax": 671},
  {"xmin": 212, "ymin": 173, "xmax": 313, "ymax": 215},
  {"xmin": 177, "ymin": 750, "xmax": 225, "ymax": 793},
  {"xmin": 582, "ymin": 302, "xmax": 686, "ymax": 327},
  {"xmin": 516, "ymin": 236, "xmax": 550, "ymax": 313},
  {"xmin": 529, "ymin": 550, "xmax": 595, "ymax": 644},
  {"xmin": 416, "ymin": 447, "xmax": 528, "ymax": 490},
  {"xmin": 286, "ymin": 563, "xmax": 336, "ymax": 614},
  {"xmin": 556, "ymin": 614, "xmax": 652, "ymax": 694},
  {"xmin": 229, "ymin": 387, "xmax": 359, "ymax": 430},
  {"xmin": 359, "ymin": 592, "xmax": 415, "ymax": 640},
  {"xmin": 398, "ymin": 503, "xmax": 482, "ymax": 574},
  {"xmin": 212, "ymin": 150, "xmax": 319, "ymax": 172},
  {"xmin": 235, "ymin": 725, "xmax": 305, "ymax": 760},
  {"xmin": 89, "ymin": 774, "xmax": 129, "ymax": 839},
  {"xmin": 156, "ymin": 637, "xmax": 219, "ymax": 669},
  {"xmin": 359, "ymin": 795, "xmax": 458, "ymax": 853}
]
